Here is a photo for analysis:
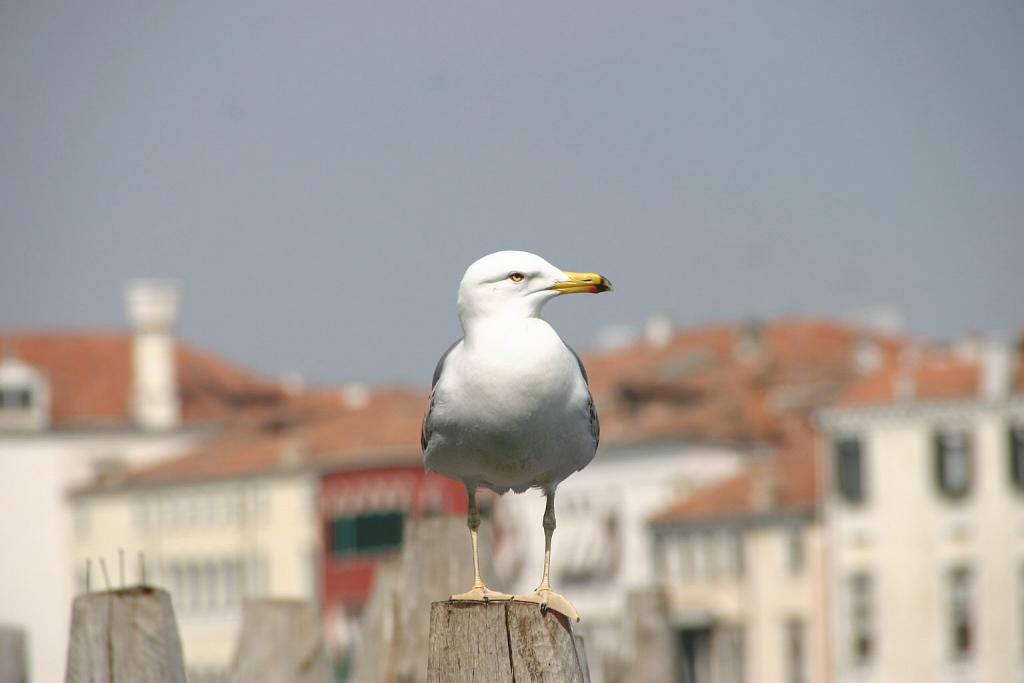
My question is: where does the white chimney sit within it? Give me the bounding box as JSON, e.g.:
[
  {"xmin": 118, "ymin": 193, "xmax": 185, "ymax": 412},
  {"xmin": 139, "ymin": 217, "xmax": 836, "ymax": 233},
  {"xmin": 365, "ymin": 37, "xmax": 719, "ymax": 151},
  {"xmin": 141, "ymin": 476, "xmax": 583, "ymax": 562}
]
[
  {"xmin": 644, "ymin": 314, "xmax": 674, "ymax": 350},
  {"xmin": 894, "ymin": 346, "xmax": 919, "ymax": 402},
  {"xmin": 125, "ymin": 280, "xmax": 180, "ymax": 431},
  {"xmin": 340, "ymin": 383, "xmax": 370, "ymax": 410},
  {"xmin": 981, "ymin": 341, "xmax": 1013, "ymax": 401}
]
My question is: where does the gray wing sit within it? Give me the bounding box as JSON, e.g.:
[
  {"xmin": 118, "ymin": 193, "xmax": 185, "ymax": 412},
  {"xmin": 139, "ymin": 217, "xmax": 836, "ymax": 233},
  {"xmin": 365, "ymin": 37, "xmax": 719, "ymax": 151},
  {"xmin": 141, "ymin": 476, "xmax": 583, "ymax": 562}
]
[
  {"xmin": 564, "ymin": 342, "xmax": 599, "ymax": 449},
  {"xmin": 421, "ymin": 339, "xmax": 461, "ymax": 453}
]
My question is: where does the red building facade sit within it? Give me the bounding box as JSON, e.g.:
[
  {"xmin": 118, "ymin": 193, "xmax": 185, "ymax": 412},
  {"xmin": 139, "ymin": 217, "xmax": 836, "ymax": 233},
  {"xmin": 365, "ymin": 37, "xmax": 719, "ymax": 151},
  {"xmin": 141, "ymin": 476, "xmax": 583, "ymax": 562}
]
[{"xmin": 319, "ymin": 464, "xmax": 466, "ymax": 608}]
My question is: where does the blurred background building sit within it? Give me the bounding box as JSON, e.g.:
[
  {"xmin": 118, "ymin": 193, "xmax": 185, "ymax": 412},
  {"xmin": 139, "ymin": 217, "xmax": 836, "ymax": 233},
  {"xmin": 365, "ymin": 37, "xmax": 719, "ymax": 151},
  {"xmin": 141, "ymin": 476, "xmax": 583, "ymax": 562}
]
[
  {"xmin": 3, "ymin": 282, "xmax": 1019, "ymax": 682},
  {"xmin": 0, "ymin": 280, "xmax": 290, "ymax": 683},
  {"xmin": 2, "ymin": 2, "xmax": 1019, "ymax": 680}
]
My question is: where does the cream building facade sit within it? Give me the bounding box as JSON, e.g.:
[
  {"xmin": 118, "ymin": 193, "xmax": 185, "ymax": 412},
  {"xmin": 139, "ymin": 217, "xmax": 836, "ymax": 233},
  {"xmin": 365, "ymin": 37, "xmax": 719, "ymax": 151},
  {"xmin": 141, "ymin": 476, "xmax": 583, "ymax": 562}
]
[
  {"xmin": 642, "ymin": 332, "xmax": 1024, "ymax": 683},
  {"xmin": 70, "ymin": 471, "xmax": 319, "ymax": 682},
  {"xmin": 495, "ymin": 438, "xmax": 755, "ymax": 683},
  {"xmin": 0, "ymin": 281, "xmax": 291, "ymax": 683},
  {"xmin": 650, "ymin": 450, "xmax": 828, "ymax": 683},
  {"xmin": 820, "ymin": 390, "xmax": 1024, "ymax": 683},
  {"xmin": 494, "ymin": 319, "xmax": 890, "ymax": 683}
]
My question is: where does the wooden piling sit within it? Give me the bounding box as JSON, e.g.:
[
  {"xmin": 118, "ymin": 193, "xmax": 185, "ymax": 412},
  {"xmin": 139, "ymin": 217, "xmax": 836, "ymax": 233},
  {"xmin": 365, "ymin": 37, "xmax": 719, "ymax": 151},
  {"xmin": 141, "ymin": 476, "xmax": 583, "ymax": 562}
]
[
  {"xmin": 0, "ymin": 624, "xmax": 28, "ymax": 683},
  {"xmin": 64, "ymin": 586, "xmax": 187, "ymax": 683},
  {"xmin": 618, "ymin": 588, "xmax": 675, "ymax": 683},
  {"xmin": 228, "ymin": 599, "xmax": 331, "ymax": 683},
  {"xmin": 352, "ymin": 516, "xmax": 495, "ymax": 683},
  {"xmin": 427, "ymin": 601, "xmax": 591, "ymax": 683}
]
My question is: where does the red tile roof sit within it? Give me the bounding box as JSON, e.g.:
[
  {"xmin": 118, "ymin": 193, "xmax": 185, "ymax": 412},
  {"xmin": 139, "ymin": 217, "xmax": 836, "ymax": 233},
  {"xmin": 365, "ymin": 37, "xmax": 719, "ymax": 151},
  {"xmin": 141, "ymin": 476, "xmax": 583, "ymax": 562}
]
[
  {"xmin": 832, "ymin": 340, "xmax": 1023, "ymax": 408},
  {"xmin": 67, "ymin": 317, "xmax": 1022, "ymax": 499},
  {"xmin": 582, "ymin": 318, "xmax": 904, "ymax": 446},
  {"xmin": 650, "ymin": 444, "xmax": 818, "ymax": 525},
  {"xmin": 0, "ymin": 331, "xmax": 285, "ymax": 427},
  {"xmin": 76, "ymin": 388, "xmax": 427, "ymax": 491},
  {"xmin": 72, "ymin": 317, "xmax": 910, "ymax": 492},
  {"xmin": 649, "ymin": 328, "xmax": 1024, "ymax": 525}
]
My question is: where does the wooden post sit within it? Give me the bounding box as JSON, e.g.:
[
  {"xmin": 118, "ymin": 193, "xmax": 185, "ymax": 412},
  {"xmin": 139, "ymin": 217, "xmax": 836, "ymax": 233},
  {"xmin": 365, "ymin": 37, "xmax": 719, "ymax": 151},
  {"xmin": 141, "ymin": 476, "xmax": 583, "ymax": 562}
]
[
  {"xmin": 0, "ymin": 624, "xmax": 28, "ymax": 683},
  {"xmin": 617, "ymin": 588, "xmax": 675, "ymax": 683},
  {"xmin": 64, "ymin": 586, "xmax": 187, "ymax": 683},
  {"xmin": 352, "ymin": 516, "xmax": 495, "ymax": 683},
  {"xmin": 427, "ymin": 601, "xmax": 591, "ymax": 683},
  {"xmin": 228, "ymin": 599, "xmax": 331, "ymax": 683},
  {"xmin": 348, "ymin": 560, "xmax": 401, "ymax": 683}
]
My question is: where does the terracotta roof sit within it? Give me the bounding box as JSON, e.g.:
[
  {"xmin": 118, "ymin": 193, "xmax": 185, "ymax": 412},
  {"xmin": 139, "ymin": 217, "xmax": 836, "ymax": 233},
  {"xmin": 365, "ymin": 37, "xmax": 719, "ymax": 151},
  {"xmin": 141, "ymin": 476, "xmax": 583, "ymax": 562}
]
[
  {"xmin": 72, "ymin": 317, "xmax": 1021, "ymax": 497},
  {"xmin": 74, "ymin": 317, "xmax": 910, "ymax": 492},
  {"xmin": 0, "ymin": 331, "xmax": 285, "ymax": 427},
  {"xmin": 582, "ymin": 318, "xmax": 904, "ymax": 446},
  {"xmin": 832, "ymin": 339, "xmax": 1023, "ymax": 408},
  {"xmin": 649, "ymin": 328, "xmax": 1024, "ymax": 525},
  {"xmin": 650, "ymin": 443, "xmax": 818, "ymax": 525},
  {"xmin": 75, "ymin": 388, "xmax": 428, "ymax": 492}
]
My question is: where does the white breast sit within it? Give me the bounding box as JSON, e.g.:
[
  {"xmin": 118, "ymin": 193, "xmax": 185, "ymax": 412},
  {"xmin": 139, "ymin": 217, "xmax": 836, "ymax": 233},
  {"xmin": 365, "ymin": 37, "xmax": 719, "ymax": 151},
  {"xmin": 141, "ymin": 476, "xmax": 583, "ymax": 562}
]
[{"xmin": 425, "ymin": 319, "xmax": 597, "ymax": 493}]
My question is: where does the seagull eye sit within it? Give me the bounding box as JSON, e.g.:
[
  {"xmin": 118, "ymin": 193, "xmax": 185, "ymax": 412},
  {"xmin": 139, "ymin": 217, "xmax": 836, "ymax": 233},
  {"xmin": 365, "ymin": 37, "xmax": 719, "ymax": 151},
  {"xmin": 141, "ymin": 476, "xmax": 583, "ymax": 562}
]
[{"xmin": 508, "ymin": 272, "xmax": 526, "ymax": 283}]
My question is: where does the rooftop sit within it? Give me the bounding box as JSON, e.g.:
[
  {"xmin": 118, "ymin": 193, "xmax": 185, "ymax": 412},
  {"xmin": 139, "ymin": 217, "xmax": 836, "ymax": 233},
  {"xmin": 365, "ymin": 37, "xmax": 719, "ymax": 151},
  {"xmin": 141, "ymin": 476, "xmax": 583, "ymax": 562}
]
[
  {"xmin": 0, "ymin": 331, "xmax": 286, "ymax": 429},
  {"xmin": 73, "ymin": 387, "xmax": 427, "ymax": 493},
  {"xmin": 649, "ymin": 442, "xmax": 818, "ymax": 526},
  {"xmin": 67, "ymin": 317, "xmax": 1022, "ymax": 497}
]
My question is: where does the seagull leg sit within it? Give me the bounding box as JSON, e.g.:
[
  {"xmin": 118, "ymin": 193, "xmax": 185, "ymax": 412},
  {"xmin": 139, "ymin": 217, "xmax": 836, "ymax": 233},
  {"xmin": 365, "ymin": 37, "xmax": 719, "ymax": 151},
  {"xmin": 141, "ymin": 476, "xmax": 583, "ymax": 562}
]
[
  {"xmin": 450, "ymin": 484, "xmax": 512, "ymax": 603},
  {"xmin": 513, "ymin": 490, "xmax": 579, "ymax": 621}
]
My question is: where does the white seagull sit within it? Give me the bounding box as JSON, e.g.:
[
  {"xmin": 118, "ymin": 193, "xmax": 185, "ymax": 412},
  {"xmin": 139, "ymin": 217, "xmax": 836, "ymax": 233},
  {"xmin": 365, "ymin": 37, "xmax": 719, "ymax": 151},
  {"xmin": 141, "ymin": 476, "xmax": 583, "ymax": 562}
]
[{"xmin": 422, "ymin": 250, "xmax": 612, "ymax": 621}]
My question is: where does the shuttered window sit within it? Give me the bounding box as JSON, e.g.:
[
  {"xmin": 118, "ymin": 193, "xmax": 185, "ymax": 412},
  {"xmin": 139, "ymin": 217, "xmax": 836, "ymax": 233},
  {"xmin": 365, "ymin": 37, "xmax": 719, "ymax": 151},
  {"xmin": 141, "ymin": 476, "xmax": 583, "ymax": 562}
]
[
  {"xmin": 835, "ymin": 437, "xmax": 865, "ymax": 503},
  {"xmin": 330, "ymin": 511, "xmax": 404, "ymax": 556}
]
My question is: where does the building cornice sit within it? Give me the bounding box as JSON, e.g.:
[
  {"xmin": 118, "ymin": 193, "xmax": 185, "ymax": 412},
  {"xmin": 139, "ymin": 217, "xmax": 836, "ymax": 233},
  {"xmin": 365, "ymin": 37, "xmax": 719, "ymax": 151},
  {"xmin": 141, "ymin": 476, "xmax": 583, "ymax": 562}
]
[
  {"xmin": 816, "ymin": 394, "xmax": 1024, "ymax": 430},
  {"xmin": 650, "ymin": 506, "xmax": 818, "ymax": 536}
]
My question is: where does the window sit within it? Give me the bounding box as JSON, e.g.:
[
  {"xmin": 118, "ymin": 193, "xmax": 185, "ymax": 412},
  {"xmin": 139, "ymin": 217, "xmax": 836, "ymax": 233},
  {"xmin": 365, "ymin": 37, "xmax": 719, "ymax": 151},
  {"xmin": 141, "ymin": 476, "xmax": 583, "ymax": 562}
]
[
  {"xmin": 785, "ymin": 523, "xmax": 805, "ymax": 574},
  {"xmin": 935, "ymin": 430, "xmax": 972, "ymax": 499},
  {"xmin": 785, "ymin": 618, "xmax": 806, "ymax": 683},
  {"xmin": 1019, "ymin": 565, "xmax": 1024, "ymax": 659},
  {"xmin": 1010, "ymin": 424, "xmax": 1024, "ymax": 492},
  {"xmin": 222, "ymin": 559, "xmax": 240, "ymax": 608},
  {"xmin": 848, "ymin": 572, "xmax": 873, "ymax": 666},
  {"xmin": 678, "ymin": 534, "xmax": 693, "ymax": 580},
  {"xmin": 187, "ymin": 562, "xmax": 202, "ymax": 612},
  {"xmin": 663, "ymin": 538, "xmax": 681, "ymax": 578},
  {"xmin": 704, "ymin": 532, "xmax": 718, "ymax": 581},
  {"xmin": 730, "ymin": 530, "xmax": 745, "ymax": 578},
  {"xmin": 948, "ymin": 567, "xmax": 974, "ymax": 659},
  {"xmin": 835, "ymin": 437, "xmax": 865, "ymax": 503},
  {"xmin": 0, "ymin": 387, "xmax": 31, "ymax": 408},
  {"xmin": 692, "ymin": 536, "xmax": 708, "ymax": 580},
  {"xmin": 715, "ymin": 625, "xmax": 745, "ymax": 683},
  {"xmin": 330, "ymin": 511, "xmax": 404, "ymax": 556},
  {"xmin": 205, "ymin": 561, "xmax": 219, "ymax": 611},
  {"xmin": 170, "ymin": 563, "xmax": 184, "ymax": 610}
]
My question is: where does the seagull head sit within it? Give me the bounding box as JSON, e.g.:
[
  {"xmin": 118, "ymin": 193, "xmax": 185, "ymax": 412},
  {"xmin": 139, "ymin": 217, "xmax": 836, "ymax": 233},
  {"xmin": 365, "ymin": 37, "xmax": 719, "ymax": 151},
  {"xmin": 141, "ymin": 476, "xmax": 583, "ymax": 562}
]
[{"xmin": 457, "ymin": 250, "xmax": 612, "ymax": 325}]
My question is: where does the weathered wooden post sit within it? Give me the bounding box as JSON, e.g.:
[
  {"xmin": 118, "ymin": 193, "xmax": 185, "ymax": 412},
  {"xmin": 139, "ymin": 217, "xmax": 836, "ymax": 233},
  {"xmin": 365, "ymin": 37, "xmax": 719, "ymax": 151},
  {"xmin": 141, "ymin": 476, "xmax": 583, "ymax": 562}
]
[
  {"xmin": 65, "ymin": 586, "xmax": 187, "ymax": 683},
  {"xmin": 0, "ymin": 624, "xmax": 28, "ymax": 683},
  {"xmin": 228, "ymin": 599, "xmax": 331, "ymax": 683},
  {"xmin": 617, "ymin": 588, "xmax": 675, "ymax": 683},
  {"xmin": 351, "ymin": 515, "xmax": 495, "ymax": 683},
  {"xmin": 427, "ymin": 601, "xmax": 591, "ymax": 683},
  {"xmin": 349, "ymin": 560, "xmax": 401, "ymax": 683}
]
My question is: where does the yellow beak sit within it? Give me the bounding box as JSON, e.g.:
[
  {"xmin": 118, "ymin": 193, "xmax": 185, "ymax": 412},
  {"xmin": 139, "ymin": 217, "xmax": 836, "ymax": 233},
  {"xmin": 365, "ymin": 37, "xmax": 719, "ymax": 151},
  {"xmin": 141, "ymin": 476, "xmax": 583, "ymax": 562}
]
[{"xmin": 549, "ymin": 271, "xmax": 614, "ymax": 295}]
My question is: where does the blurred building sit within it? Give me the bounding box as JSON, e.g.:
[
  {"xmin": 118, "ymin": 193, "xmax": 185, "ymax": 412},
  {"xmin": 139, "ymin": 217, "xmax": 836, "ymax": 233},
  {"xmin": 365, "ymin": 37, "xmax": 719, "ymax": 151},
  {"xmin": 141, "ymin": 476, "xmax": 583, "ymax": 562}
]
[
  {"xmin": 8, "ymin": 286, "xmax": 1021, "ymax": 683},
  {"xmin": 69, "ymin": 386, "xmax": 463, "ymax": 681},
  {"xmin": 496, "ymin": 318, "xmax": 904, "ymax": 683},
  {"xmin": 634, "ymin": 332, "xmax": 1024, "ymax": 683},
  {"xmin": 0, "ymin": 281, "xmax": 288, "ymax": 683},
  {"xmin": 650, "ymin": 446, "xmax": 827, "ymax": 683},
  {"xmin": 819, "ymin": 339, "xmax": 1024, "ymax": 683}
]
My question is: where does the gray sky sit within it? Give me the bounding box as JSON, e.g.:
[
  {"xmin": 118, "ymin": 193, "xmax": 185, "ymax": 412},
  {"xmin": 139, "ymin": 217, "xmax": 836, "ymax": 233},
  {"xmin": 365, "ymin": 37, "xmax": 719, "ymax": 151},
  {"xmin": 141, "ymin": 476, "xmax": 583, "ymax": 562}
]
[{"xmin": 1, "ymin": 1, "xmax": 1020, "ymax": 385}]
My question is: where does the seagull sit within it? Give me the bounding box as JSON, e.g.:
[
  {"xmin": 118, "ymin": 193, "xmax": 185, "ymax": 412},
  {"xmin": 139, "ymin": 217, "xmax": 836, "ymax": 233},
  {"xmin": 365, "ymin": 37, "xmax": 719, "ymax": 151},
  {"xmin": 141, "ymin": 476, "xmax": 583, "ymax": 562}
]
[{"xmin": 422, "ymin": 250, "xmax": 612, "ymax": 621}]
